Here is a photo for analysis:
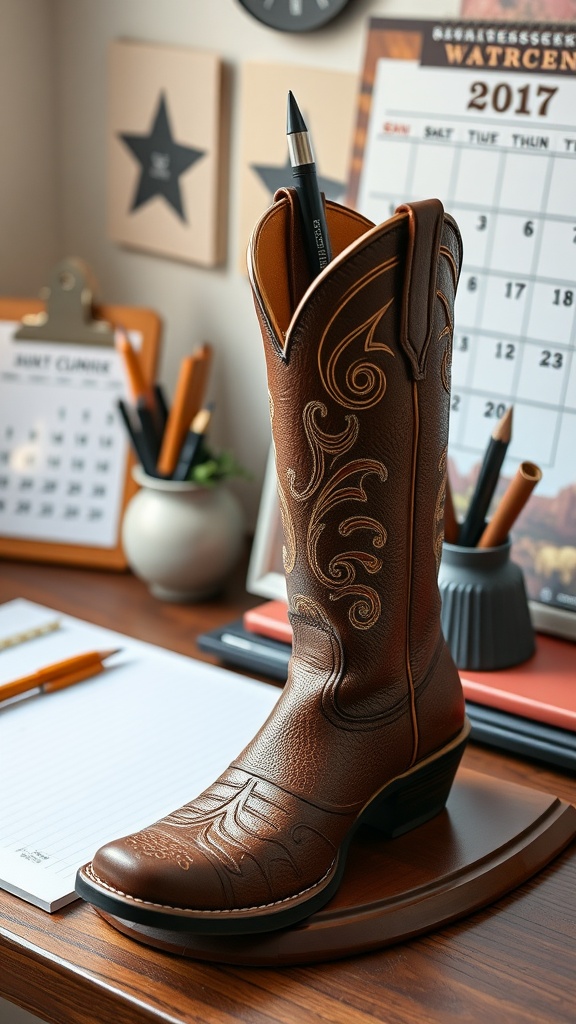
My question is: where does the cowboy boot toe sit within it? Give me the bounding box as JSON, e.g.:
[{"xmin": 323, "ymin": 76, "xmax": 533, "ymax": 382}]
[
  {"xmin": 78, "ymin": 767, "xmax": 356, "ymax": 930},
  {"xmin": 85, "ymin": 825, "xmax": 228, "ymax": 913}
]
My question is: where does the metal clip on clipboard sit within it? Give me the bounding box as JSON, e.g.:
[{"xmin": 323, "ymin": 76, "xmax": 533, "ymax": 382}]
[{"xmin": 15, "ymin": 258, "xmax": 114, "ymax": 346}]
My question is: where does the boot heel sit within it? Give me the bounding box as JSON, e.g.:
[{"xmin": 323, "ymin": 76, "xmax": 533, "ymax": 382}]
[{"xmin": 361, "ymin": 732, "xmax": 468, "ymax": 839}]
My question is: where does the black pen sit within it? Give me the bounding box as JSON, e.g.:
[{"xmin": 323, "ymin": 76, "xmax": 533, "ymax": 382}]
[
  {"xmin": 135, "ymin": 398, "xmax": 162, "ymax": 464},
  {"xmin": 153, "ymin": 382, "xmax": 169, "ymax": 437},
  {"xmin": 173, "ymin": 406, "xmax": 212, "ymax": 482},
  {"xmin": 459, "ymin": 406, "xmax": 514, "ymax": 547},
  {"xmin": 286, "ymin": 91, "xmax": 332, "ymax": 279},
  {"xmin": 117, "ymin": 399, "xmax": 157, "ymax": 477}
]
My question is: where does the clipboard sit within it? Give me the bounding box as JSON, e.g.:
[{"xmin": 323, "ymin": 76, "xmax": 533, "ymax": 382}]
[{"xmin": 0, "ymin": 259, "xmax": 162, "ymax": 569}]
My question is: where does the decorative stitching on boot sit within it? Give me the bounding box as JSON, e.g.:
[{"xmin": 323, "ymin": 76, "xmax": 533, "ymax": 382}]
[
  {"xmin": 307, "ymin": 459, "xmax": 387, "ymax": 630},
  {"xmin": 287, "ymin": 401, "xmax": 359, "ymax": 501},
  {"xmin": 435, "ymin": 447, "xmax": 448, "ymax": 574},
  {"xmin": 439, "ymin": 244, "xmax": 458, "ymax": 286},
  {"xmin": 289, "ymin": 601, "xmax": 414, "ymax": 730},
  {"xmin": 284, "ymin": 396, "xmax": 387, "ymax": 630},
  {"xmin": 318, "ymin": 271, "xmax": 396, "ymax": 410},
  {"xmin": 82, "ymin": 861, "xmax": 336, "ymax": 915}
]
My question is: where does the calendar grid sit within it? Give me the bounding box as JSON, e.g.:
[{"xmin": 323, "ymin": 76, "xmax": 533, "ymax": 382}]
[{"xmin": 359, "ymin": 145, "xmax": 576, "ymax": 474}]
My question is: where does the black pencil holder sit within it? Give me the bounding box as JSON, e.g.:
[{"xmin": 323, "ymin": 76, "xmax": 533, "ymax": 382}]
[{"xmin": 438, "ymin": 538, "xmax": 535, "ymax": 671}]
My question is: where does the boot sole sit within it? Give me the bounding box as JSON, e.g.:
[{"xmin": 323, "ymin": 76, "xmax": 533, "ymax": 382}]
[{"xmin": 75, "ymin": 720, "xmax": 470, "ymax": 936}]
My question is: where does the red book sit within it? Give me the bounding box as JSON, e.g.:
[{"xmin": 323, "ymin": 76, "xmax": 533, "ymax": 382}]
[
  {"xmin": 461, "ymin": 634, "xmax": 576, "ymax": 732},
  {"xmin": 243, "ymin": 600, "xmax": 292, "ymax": 644}
]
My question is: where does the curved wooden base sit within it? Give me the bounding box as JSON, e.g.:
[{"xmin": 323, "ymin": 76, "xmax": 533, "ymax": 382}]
[{"xmin": 98, "ymin": 769, "xmax": 576, "ymax": 965}]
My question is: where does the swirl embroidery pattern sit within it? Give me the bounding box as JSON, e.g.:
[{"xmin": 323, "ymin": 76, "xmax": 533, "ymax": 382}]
[
  {"xmin": 318, "ymin": 259, "xmax": 396, "ymax": 411},
  {"xmin": 439, "ymin": 243, "xmax": 457, "ymax": 394},
  {"xmin": 285, "ymin": 300, "xmax": 391, "ymax": 629},
  {"xmin": 438, "ymin": 289, "xmax": 453, "ymax": 395},
  {"xmin": 307, "ymin": 460, "xmax": 388, "ymax": 629},
  {"xmin": 288, "ymin": 401, "xmax": 359, "ymax": 502}
]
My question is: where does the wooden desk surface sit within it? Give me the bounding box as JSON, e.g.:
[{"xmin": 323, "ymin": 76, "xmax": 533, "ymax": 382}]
[{"xmin": 1, "ymin": 558, "xmax": 575, "ymax": 1024}]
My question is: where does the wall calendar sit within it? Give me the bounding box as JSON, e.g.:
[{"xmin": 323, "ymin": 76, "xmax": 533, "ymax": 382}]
[{"xmin": 348, "ymin": 18, "xmax": 576, "ymax": 635}]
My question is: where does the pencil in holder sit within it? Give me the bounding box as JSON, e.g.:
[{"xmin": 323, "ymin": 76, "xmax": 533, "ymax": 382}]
[{"xmin": 438, "ymin": 537, "xmax": 535, "ymax": 671}]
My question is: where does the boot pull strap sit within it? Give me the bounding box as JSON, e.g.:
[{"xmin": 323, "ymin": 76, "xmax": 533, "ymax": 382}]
[{"xmin": 396, "ymin": 200, "xmax": 444, "ymax": 380}]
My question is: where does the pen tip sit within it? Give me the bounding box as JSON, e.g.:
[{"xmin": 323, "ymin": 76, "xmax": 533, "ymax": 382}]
[{"xmin": 287, "ymin": 90, "xmax": 307, "ymax": 134}]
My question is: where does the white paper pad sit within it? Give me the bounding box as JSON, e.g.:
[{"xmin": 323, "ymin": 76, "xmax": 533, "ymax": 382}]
[{"xmin": 0, "ymin": 599, "xmax": 280, "ymax": 911}]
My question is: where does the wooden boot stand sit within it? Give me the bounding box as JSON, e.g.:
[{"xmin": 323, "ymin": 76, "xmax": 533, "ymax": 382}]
[{"xmin": 100, "ymin": 768, "xmax": 576, "ymax": 965}]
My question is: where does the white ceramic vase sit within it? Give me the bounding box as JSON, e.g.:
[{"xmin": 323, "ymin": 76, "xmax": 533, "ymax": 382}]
[{"xmin": 122, "ymin": 467, "xmax": 245, "ymax": 602}]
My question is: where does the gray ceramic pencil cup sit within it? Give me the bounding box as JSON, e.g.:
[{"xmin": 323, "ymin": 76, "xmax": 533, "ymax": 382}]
[{"xmin": 438, "ymin": 538, "xmax": 535, "ymax": 671}]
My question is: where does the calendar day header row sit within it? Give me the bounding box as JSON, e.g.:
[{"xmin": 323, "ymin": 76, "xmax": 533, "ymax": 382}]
[{"xmin": 380, "ymin": 118, "xmax": 576, "ymax": 159}]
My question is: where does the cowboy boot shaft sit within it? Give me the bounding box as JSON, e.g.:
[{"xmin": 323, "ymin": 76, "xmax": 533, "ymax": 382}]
[{"xmin": 249, "ymin": 193, "xmax": 464, "ymax": 773}]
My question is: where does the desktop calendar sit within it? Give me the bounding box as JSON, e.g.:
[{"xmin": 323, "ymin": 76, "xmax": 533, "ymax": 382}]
[
  {"xmin": 0, "ymin": 323, "xmax": 130, "ymax": 549},
  {"xmin": 349, "ymin": 18, "xmax": 576, "ymax": 627},
  {"xmin": 0, "ymin": 286, "xmax": 160, "ymax": 569}
]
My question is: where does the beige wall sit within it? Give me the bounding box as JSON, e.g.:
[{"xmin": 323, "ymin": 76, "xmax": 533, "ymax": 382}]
[
  {"xmin": 0, "ymin": 0, "xmax": 460, "ymax": 533},
  {"xmin": 0, "ymin": 0, "xmax": 59, "ymax": 295}
]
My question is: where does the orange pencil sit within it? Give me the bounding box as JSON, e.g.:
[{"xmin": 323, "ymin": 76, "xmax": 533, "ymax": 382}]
[
  {"xmin": 0, "ymin": 649, "xmax": 120, "ymax": 703},
  {"xmin": 188, "ymin": 343, "xmax": 213, "ymax": 424},
  {"xmin": 478, "ymin": 461, "xmax": 542, "ymax": 549},
  {"xmin": 115, "ymin": 328, "xmax": 155, "ymax": 409},
  {"xmin": 156, "ymin": 344, "xmax": 212, "ymax": 477}
]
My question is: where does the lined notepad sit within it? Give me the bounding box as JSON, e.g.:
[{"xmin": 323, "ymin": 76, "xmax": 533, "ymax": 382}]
[{"xmin": 0, "ymin": 599, "xmax": 280, "ymax": 912}]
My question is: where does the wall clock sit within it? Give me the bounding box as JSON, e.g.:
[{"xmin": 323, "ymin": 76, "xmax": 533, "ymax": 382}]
[{"xmin": 237, "ymin": 0, "xmax": 351, "ymax": 32}]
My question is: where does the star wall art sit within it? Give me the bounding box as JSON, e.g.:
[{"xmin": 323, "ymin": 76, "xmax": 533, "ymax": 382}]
[
  {"xmin": 108, "ymin": 41, "xmax": 228, "ymax": 267},
  {"xmin": 119, "ymin": 93, "xmax": 205, "ymax": 221}
]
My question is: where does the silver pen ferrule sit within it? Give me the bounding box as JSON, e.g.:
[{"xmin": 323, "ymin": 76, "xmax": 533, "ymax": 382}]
[{"xmin": 288, "ymin": 131, "xmax": 314, "ymax": 167}]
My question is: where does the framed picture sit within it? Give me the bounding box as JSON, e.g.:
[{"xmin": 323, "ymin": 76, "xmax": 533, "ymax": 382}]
[
  {"xmin": 108, "ymin": 40, "xmax": 229, "ymax": 267},
  {"xmin": 246, "ymin": 446, "xmax": 287, "ymax": 603},
  {"xmin": 237, "ymin": 61, "xmax": 357, "ymax": 272}
]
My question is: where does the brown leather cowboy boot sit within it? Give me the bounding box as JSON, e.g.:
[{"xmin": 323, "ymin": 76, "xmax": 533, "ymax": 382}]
[{"xmin": 76, "ymin": 192, "xmax": 468, "ymax": 935}]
